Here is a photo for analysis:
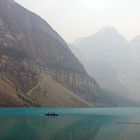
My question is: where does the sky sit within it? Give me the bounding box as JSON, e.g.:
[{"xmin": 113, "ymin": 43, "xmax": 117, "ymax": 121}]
[{"xmin": 15, "ymin": 0, "xmax": 140, "ymax": 43}]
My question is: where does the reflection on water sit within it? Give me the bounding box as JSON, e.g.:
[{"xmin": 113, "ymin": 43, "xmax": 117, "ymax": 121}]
[{"xmin": 0, "ymin": 110, "xmax": 140, "ymax": 140}]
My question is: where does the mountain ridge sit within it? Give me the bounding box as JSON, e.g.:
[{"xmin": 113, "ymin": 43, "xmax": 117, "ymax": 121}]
[{"xmin": 71, "ymin": 27, "xmax": 140, "ymax": 102}]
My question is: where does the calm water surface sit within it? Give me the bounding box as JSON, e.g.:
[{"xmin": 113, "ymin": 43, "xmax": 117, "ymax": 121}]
[{"xmin": 0, "ymin": 108, "xmax": 140, "ymax": 140}]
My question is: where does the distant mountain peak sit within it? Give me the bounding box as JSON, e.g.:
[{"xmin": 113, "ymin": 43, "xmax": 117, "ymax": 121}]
[
  {"xmin": 73, "ymin": 27, "xmax": 122, "ymax": 45},
  {"xmin": 98, "ymin": 26, "xmax": 118, "ymax": 34}
]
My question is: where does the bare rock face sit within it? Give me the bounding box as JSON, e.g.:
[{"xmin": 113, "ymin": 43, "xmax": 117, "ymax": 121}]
[{"xmin": 49, "ymin": 70, "xmax": 99, "ymax": 102}]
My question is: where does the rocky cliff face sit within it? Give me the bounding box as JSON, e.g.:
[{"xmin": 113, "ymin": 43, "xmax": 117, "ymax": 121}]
[
  {"xmin": 0, "ymin": 18, "xmax": 39, "ymax": 93},
  {"xmin": 48, "ymin": 69, "xmax": 99, "ymax": 102}
]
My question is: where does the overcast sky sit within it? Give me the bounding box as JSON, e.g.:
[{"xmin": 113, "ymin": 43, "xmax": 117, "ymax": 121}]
[{"xmin": 15, "ymin": 0, "xmax": 140, "ymax": 42}]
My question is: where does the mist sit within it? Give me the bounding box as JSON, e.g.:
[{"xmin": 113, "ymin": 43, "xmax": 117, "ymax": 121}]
[
  {"xmin": 15, "ymin": 0, "xmax": 140, "ymax": 102},
  {"xmin": 70, "ymin": 27, "xmax": 140, "ymax": 101},
  {"xmin": 16, "ymin": 0, "xmax": 140, "ymax": 42}
]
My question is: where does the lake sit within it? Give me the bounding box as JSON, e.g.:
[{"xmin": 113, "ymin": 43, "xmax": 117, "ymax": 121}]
[{"xmin": 0, "ymin": 108, "xmax": 140, "ymax": 140}]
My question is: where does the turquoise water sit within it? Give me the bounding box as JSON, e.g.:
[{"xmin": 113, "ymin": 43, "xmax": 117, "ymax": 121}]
[{"xmin": 1, "ymin": 108, "xmax": 140, "ymax": 140}]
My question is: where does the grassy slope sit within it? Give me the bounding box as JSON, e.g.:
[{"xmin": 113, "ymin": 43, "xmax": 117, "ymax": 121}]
[{"xmin": 28, "ymin": 73, "xmax": 91, "ymax": 107}]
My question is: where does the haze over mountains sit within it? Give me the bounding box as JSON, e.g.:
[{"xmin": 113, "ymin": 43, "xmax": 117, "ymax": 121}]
[
  {"xmin": 0, "ymin": 0, "xmax": 139, "ymax": 107},
  {"xmin": 70, "ymin": 27, "xmax": 140, "ymax": 101}
]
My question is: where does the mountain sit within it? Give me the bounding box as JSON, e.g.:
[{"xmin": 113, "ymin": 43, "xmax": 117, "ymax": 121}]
[
  {"xmin": 73, "ymin": 27, "xmax": 136, "ymax": 74},
  {"xmin": 0, "ymin": 0, "xmax": 122, "ymax": 107},
  {"xmin": 0, "ymin": 0, "xmax": 138, "ymax": 107},
  {"xmin": 71, "ymin": 27, "xmax": 140, "ymax": 101}
]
